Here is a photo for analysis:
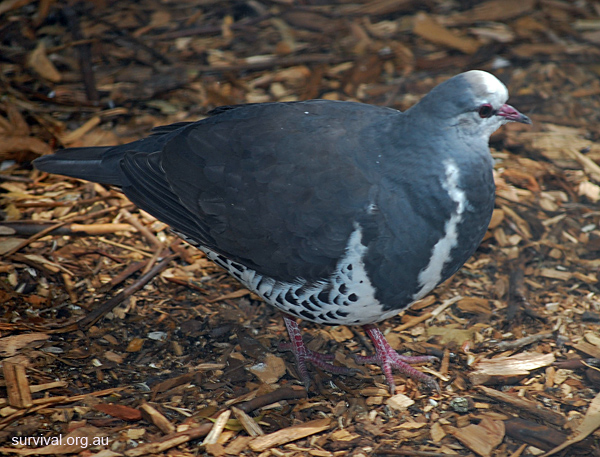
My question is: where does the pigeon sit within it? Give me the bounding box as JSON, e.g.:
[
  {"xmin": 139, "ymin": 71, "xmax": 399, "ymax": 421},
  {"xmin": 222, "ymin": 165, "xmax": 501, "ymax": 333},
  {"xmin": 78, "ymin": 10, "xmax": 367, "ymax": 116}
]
[{"xmin": 34, "ymin": 70, "xmax": 531, "ymax": 392}]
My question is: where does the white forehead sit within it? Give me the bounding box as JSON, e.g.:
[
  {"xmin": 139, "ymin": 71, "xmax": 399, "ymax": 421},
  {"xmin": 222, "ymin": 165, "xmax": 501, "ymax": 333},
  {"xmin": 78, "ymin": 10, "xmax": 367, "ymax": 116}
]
[{"xmin": 465, "ymin": 70, "xmax": 508, "ymax": 101}]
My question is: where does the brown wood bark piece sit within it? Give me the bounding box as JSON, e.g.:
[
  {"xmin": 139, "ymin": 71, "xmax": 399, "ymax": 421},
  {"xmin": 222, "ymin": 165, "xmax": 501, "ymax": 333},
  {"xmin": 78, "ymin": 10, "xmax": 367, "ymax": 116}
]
[
  {"xmin": 249, "ymin": 418, "xmax": 331, "ymax": 452},
  {"xmin": 450, "ymin": 417, "xmax": 505, "ymax": 457},
  {"xmin": 3, "ymin": 356, "xmax": 32, "ymax": 408}
]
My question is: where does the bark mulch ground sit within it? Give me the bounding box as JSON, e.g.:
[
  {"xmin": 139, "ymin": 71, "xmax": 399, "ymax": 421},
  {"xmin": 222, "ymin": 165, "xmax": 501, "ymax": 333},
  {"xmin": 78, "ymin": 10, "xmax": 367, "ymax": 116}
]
[{"xmin": 1, "ymin": 1, "xmax": 600, "ymax": 456}]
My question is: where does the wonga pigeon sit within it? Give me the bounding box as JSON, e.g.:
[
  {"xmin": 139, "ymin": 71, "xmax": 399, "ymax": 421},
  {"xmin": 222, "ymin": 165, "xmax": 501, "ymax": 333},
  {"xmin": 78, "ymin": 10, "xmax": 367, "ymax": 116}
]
[{"xmin": 34, "ymin": 70, "xmax": 531, "ymax": 392}]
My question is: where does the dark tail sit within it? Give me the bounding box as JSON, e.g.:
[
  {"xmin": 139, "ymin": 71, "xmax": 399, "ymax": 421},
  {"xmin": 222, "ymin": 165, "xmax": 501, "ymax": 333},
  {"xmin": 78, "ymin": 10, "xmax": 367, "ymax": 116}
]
[{"xmin": 33, "ymin": 146, "xmax": 124, "ymax": 186}]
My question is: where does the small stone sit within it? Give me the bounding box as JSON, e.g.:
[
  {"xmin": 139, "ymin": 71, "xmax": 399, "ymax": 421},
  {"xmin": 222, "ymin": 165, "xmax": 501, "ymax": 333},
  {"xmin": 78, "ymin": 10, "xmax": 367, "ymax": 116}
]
[{"xmin": 450, "ymin": 397, "xmax": 471, "ymax": 413}]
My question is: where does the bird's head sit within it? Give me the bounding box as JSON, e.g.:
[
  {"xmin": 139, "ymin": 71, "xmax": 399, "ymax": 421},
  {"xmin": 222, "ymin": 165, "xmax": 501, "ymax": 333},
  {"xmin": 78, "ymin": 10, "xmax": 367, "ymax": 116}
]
[{"xmin": 410, "ymin": 70, "xmax": 531, "ymax": 139}]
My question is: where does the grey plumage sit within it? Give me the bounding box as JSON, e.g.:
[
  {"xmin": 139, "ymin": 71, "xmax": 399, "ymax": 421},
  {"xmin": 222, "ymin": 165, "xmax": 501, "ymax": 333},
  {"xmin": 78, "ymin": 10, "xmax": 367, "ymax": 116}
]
[{"xmin": 34, "ymin": 70, "xmax": 531, "ymax": 389}]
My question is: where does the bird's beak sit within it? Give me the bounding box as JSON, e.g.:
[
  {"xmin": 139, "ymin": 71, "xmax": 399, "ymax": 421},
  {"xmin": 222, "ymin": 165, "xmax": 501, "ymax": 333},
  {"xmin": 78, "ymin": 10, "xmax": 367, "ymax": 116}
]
[{"xmin": 496, "ymin": 104, "xmax": 531, "ymax": 124}]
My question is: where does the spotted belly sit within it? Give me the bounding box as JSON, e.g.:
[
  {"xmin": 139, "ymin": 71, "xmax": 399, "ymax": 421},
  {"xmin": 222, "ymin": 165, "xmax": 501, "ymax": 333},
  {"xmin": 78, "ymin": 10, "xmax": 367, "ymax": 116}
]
[{"xmin": 183, "ymin": 226, "xmax": 399, "ymax": 326}]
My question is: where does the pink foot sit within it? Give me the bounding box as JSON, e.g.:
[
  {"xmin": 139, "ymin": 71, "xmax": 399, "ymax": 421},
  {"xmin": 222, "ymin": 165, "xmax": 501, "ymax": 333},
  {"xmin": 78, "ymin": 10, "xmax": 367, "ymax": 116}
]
[
  {"xmin": 279, "ymin": 314, "xmax": 356, "ymax": 387},
  {"xmin": 355, "ymin": 324, "xmax": 440, "ymax": 393}
]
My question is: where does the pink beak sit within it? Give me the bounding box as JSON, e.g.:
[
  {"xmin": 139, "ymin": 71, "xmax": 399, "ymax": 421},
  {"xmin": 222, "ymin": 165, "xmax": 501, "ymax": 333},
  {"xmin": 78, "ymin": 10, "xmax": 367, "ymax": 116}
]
[{"xmin": 497, "ymin": 104, "xmax": 531, "ymax": 124}]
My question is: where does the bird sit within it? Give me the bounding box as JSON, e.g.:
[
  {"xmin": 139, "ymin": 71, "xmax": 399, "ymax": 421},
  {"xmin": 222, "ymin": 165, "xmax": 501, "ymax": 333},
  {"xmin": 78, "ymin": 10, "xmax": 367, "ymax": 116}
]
[{"xmin": 34, "ymin": 70, "xmax": 531, "ymax": 392}]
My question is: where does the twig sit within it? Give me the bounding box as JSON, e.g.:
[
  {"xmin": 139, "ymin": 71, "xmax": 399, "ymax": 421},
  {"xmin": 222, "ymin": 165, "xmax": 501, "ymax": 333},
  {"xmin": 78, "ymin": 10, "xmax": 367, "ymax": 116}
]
[
  {"xmin": 76, "ymin": 250, "xmax": 177, "ymax": 331},
  {"xmin": 124, "ymin": 423, "xmax": 213, "ymax": 456},
  {"xmin": 504, "ymin": 417, "xmax": 567, "ymax": 451},
  {"xmin": 0, "ymin": 221, "xmax": 135, "ymax": 236},
  {"xmin": 395, "ymin": 312, "xmax": 433, "ymax": 331},
  {"xmin": 120, "ymin": 208, "xmax": 163, "ymax": 250},
  {"xmin": 13, "ymin": 195, "xmax": 107, "ymax": 208},
  {"xmin": 96, "ymin": 17, "xmax": 172, "ymax": 65},
  {"xmin": 96, "ymin": 259, "xmax": 150, "ymax": 294},
  {"xmin": 506, "ymin": 263, "xmax": 546, "ymax": 323},
  {"xmin": 41, "ymin": 250, "xmax": 177, "ymax": 333},
  {"xmin": 478, "ymin": 386, "xmax": 566, "ymax": 426},
  {"xmin": 493, "ymin": 332, "xmax": 554, "ymax": 352},
  {"xmin": 234, "ymin": 386, "xmax": 307, "ymax": 413},
  {"xmin": 0, "ymin": 174, "xmax": 33, "ymax": 183},
  {"xmin": 2, "ymin": 221, "xmax": 69, "ymax": 258}
]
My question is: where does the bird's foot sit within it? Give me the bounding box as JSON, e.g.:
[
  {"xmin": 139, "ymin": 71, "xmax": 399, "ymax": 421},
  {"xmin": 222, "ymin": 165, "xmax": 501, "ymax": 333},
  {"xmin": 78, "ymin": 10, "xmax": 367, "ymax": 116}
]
[
  {"xmin": 355, "ymin": 324, "xmax": 440, "ymax": 393},
  {"xmin": 280, "ymin": 314, "xmax": 356, "ymax": 387}
]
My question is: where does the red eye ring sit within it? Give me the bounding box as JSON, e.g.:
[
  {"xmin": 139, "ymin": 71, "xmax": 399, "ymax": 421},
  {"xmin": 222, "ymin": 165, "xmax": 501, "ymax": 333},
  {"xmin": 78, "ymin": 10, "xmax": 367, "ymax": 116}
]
[{"xmin": 478, "ymin": 103, "xmax": 494, "ymax": 118}]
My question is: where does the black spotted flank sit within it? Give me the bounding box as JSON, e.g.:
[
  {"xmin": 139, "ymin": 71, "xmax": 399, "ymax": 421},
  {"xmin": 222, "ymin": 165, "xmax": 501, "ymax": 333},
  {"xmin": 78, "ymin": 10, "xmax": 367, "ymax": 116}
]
[
  {"xmin": 317, "ymin": 288, "xmax": 330, "ymax": 303},
  {"xmin": 299, "ymin": 310, "xmax": 315, "ymax": 321},
  {"xmin": 285, "ymin": 289, "xmax": 296, "ymax": 304},
  {"xmin": 301, "ymin": 300, "xmax": 319, "ymax": 312}
]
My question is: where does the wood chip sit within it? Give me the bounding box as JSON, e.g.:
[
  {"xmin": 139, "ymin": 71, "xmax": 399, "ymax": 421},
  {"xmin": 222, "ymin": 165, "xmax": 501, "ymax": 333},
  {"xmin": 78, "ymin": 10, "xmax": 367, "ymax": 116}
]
[
  {"xmin": 249, "ymin": 418, "xmax": 330, "ymax": 452},
  {"xmin": 0, "ymin": 333, "xmax": 49, "ymax": 357},
  {"xmin": 469, "ymin": 352, "xmax": 555, "ymax": 385},
  {"xmin": 386, "ymin": 393, "xmax": 415, "ymax": 411},
  {"xmin": 231, "ymin": 406, "xmax": 264, "ymax": 437},
  {"xmin": 3, "ymin": 356, "xmax": 32, "ymax": 408},
  {"xmin": 413, "ymin": 12, "xmax": 479, "ymax": 54},
  {"xmin": 27, "ymin": 41, "xmax": 61, "ymax": 82},
  {"xmin": 140, "ymin": 402, "xmax": 176, "ymax": 434},
  {"xmin": 203, "ymin": 410, "xmax": 232, "ymax": 445},
  {"xmin": 444, "ymin": 0, "xmax": 536, "ymax": 25},
  {"xmin": 223, "ymin": 436, "xmax": 253, "ymax": 455},
  {"xmin": 450, "ymin": 417, "xmax": 505, "ymax": 457},
  {"xmin": 247, "ymin": 353, "xmax": 287, "ymax": 384}
]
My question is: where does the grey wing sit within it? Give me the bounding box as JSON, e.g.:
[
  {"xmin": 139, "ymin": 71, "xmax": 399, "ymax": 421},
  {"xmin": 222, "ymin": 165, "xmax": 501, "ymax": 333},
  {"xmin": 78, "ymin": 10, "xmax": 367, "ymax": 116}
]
[{"xmin": 122, "ymin": 102, "xmax": 378, "ymax": 283}]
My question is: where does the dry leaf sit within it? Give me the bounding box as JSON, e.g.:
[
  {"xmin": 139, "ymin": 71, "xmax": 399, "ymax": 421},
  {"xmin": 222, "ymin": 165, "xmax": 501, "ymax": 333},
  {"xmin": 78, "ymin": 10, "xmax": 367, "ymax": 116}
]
[
  {"xmin": 126, "ymin": 337, "xmax": 145, "ymax": 352},
  {"xmin": 0, "ymin": 238, "xmax": 25, "ymax": 256},
  {"xmin": 94, "ymin": 403, "xmax": 142, "ymax": 421}
]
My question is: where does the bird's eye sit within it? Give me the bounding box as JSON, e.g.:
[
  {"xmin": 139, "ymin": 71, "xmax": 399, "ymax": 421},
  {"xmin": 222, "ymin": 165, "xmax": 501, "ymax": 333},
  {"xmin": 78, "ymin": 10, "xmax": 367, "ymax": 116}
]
[{"xmin": 478, "ymin": 103, "xmax": 494, "ymax": 118}]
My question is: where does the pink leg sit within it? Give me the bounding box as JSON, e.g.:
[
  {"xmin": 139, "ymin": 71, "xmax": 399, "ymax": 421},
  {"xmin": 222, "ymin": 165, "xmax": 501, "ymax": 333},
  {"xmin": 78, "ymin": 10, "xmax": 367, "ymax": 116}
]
[
  {"xmin": 355, "ymin": 324, "xmax": 440, "ymax": 393},
  {"xmin": 279, "ymin": 314, "xmax": 355, "ymax": 387}
]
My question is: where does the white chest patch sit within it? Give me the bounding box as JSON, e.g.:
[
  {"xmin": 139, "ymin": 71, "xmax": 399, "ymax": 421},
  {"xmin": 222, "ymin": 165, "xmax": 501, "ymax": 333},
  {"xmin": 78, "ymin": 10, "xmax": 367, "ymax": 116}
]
[
  {"xmin": 198, "ymin": 225, "xmax": 395, "ymax": 326},
  {"xmin": 412, "ymin": 159, "xmax": 467, "ymax": 300}
]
